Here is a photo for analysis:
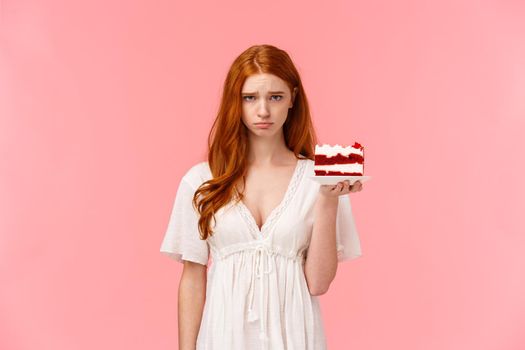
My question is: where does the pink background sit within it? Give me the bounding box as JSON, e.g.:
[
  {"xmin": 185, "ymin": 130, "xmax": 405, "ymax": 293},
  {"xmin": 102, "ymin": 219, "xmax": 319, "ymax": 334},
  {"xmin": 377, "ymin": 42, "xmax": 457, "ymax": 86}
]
[{"xmin": 2, "ymin": 0, "xmax": 525, "ymax": 349}]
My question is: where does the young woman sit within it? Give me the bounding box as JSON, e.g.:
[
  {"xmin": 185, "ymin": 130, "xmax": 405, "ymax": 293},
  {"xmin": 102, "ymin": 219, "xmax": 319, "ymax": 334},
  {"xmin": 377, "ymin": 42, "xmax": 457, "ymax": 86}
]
[{"xmin": 160, "ymin": 44, "xmax": 363, "ymax": 350}]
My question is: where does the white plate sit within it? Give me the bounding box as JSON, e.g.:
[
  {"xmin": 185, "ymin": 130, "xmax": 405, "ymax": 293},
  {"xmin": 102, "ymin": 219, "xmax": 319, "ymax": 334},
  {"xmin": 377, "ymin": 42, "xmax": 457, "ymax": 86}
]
[{"xmin": 308, "ymin": 175, "xmax": 371, "ymax": 186}]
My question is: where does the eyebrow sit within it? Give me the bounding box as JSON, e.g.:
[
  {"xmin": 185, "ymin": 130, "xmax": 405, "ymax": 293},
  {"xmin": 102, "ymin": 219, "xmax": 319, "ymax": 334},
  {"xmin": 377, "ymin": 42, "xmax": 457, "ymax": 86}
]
[{"xmin": 241, "ymin": 91, "xmax": 286, "ymax": 95}]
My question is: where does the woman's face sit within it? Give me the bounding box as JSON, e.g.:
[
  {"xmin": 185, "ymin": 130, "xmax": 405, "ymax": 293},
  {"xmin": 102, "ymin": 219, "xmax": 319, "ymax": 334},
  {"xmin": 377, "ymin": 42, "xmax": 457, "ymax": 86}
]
[{"xmin": 240, "ymin": 73, "xmax": 297, "ymax": 137}]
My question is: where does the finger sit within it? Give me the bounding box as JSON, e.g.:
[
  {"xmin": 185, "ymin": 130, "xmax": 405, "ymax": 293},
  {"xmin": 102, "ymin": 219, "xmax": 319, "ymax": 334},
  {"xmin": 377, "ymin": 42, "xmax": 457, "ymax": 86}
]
[{"xmin": 351, "ymin": 181, "xmax": 362, "ymax": 192}]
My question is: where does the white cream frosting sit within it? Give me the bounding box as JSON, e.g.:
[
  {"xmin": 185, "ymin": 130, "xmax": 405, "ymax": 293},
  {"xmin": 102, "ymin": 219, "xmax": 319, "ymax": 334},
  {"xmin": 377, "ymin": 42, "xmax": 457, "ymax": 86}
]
[
  {"xmin": 313, "ymin": 164, "xmax": 363, "ymax": 173},
  {"xmin": 315, "ymin": 144, "xmax": 364, "ymax": 157}
]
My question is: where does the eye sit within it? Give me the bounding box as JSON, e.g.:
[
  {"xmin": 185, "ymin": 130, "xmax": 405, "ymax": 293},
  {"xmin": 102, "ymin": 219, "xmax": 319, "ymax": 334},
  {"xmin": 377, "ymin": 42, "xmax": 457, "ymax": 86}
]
[{"xmin": 242, "ymin": 95, "xmax": 283, "ymax": 102}]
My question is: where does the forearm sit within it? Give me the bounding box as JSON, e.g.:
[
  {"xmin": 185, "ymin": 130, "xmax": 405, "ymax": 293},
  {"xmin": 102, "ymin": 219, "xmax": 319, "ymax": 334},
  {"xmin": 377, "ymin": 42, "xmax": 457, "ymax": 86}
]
[
  {"xmin": 304, "ymin": 194, "xmax": 339, "ymax": 295},
  {"xmin": 178, "ymin": 272, "xmax": 206, "ymax": 350}
]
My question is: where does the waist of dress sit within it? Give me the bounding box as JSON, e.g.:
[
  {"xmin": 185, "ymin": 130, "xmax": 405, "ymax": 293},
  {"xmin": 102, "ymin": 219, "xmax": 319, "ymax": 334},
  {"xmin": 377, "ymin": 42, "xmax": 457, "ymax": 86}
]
[
  {"xmin": 211, "ymin": 241, "xmax": 306, "ymax": 262},
  {"xmin": 210, "ymin": 241, "xmax": 307, "ymax": 345}
]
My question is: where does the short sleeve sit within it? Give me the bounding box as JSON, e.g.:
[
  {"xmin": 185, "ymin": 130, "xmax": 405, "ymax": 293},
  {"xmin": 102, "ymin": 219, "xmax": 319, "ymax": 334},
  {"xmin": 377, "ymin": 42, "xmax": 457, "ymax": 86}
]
[
  {"xmin": 160, "ymin": 177, "xmax": 210, "ymax": 266},
  {"xmin": 335, "ymin": 194, "xmax": 362, "ymax": 262}
]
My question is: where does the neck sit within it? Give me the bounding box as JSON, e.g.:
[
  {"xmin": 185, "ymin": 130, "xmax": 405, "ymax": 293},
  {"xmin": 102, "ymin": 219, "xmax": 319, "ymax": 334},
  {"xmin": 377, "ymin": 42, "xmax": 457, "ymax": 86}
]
[{"xmin": 246, "ymin": 130, "xmax": 294, "ymax": 166}]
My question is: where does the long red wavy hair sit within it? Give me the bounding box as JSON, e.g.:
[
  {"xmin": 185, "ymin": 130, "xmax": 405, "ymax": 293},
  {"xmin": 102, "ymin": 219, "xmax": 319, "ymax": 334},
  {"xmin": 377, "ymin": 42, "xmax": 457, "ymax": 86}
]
[{"xmin": 193, "ymin": 44, "xmax": 318, "ymax": 240}]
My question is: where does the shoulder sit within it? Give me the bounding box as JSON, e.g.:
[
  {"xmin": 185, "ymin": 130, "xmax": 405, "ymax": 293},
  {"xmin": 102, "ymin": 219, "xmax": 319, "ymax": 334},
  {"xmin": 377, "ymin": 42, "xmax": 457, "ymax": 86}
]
[
  {"xmin": 300, "ymin": 157, "xmax": 315, "ymax": 174},
  {"xmin": 181, "ymin": 161, "xmax": 212, "ymax": 191},
  {"xmin": 299, "ymin": 157, "xmax": 320, "ymax": 190},
  {"xmin": 301, "ymin": 157, "xmax": 314, "ymax": 166}
]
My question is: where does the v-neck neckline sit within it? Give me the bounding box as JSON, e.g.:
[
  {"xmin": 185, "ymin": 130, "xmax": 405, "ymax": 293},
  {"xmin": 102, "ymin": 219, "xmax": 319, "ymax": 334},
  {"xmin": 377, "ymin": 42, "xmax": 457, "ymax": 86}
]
[{"xmin": 236, "ymin": 158, "xmax": 306, "ymax": 238}]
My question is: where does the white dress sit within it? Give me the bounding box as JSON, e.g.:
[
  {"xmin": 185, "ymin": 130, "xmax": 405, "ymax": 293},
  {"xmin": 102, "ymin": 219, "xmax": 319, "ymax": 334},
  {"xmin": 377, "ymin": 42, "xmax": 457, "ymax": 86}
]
[{"xmin": 160, "ymin": 158, "xmax": 362, "ymax": 350}]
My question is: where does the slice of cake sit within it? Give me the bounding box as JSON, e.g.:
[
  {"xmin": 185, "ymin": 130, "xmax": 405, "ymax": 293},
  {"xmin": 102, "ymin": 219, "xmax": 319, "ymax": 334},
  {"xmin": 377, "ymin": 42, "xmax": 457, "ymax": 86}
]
[{"xmin": 314, "ymin": 142, "xmax": 365, "ymax": 176}]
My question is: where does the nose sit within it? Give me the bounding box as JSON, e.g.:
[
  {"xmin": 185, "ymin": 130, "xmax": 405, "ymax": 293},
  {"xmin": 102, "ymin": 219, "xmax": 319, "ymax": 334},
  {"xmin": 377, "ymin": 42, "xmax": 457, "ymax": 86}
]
[{"xmin": 257, "ymin": 100, "xmax": 270, "ymax": 118}]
